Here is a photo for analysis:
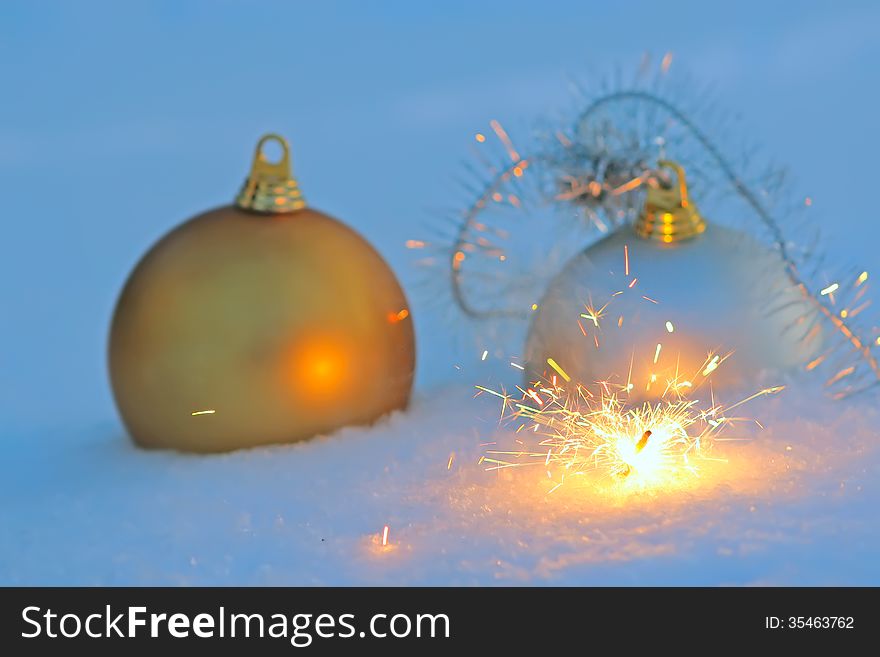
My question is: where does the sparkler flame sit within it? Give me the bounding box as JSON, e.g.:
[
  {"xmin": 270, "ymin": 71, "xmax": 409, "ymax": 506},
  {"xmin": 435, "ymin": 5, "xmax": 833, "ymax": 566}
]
[{"xmin": 478, "ymin": 356, "xmax": 783, "ymax": 493}]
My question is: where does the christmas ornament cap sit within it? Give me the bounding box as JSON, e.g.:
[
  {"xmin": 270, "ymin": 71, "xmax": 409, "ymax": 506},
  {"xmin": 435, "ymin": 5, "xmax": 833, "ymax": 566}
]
[
  {"xmin": 634, "ymin": 160, "xmax": 706, "ymax": 243},
  {"xmin": 235, "ymin": 133, "xmax": 306, "ymax": 213}
]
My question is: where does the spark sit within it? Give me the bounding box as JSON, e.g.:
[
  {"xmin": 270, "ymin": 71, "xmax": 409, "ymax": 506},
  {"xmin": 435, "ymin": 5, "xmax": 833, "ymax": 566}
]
[
  {"xmin": 475, "ymin": 133, "xmax": 486, "ymax": 143},
  {"xmin": 547, "ymin": 357, "xmax": 571, "ymax": 382},
  {"xmin": 405, "ymin": 239, "xmax": 425, "ymax": 249},
  {"xmin": 489, "ymin": 119, "xmax": 520, "ymax": 162},
  {"xmin": 556, "ymin": 131, "xmax": 572, "ymax": 147},
  {"xmin": 847, "ymin": 300, "xmax": 871, "ymax": 319},
  {"xmin": 447, "ymin": 453, "xmax": 455, "ymax": 470},
  {"xmin": 626, "ymin": 352, "xmax": 634, "ymax": 393},
  {"xmin": 510, "ymin": 361, "xmax": 525, "ymax": 371},
  {"xmin": 654, "ymin": 343, "xmax": 662, "ymax": 364},
  {"xmin": 526, "ymin": 389, "xmax": 544, "ymax": 406},
  {"xmin": 722, "ymin": 386, "xmax": 784, "ymax": 412},
  {"xmin": 820, "ymin": 283, "xmax": 839, "ymax": 296},
  {"xmin": 381, "ymin": 525, "xmax": 390, "ymax": 547},
  {"xmin": 702, "ymin": 355, "xmax": 721, "ymax": 376},
  {"xmin": 191, "ymin": 409, "xmax": 215, "ymax": 416},
  {"xmin": 580, "ymin": 301, "xmax": 609, "ymax": 327},
  {"xmin": 624, "ymin": 244, "xmax": 630, "ymax": 276},
  {"xmin": 387, "ymin": 308, "xmax": 410, "ymax": 323},
  {"xmin": 611, "ymin": 176, "xmax": 647, "ymax": 195},
  {"xmin": 481, "ymin": 350, "xmax": 488, "ymax": 361},
  {"xmin": 666, "ymin": 321, "xmax": 675, "ymax": 333},
  {"xmin": 473, "ymin": 384, "xmax": 496, "ymax": 397},
  {"xmin": 856, "ymin": 271, "xmax": 868, "ymax": 286},
  {"xmin": 827, "ymin": 366, "xmax": 855, "ymax": 386},
  {"xmin": 642, "ymin": 295, "xmax": 659, "ymax": 304}
]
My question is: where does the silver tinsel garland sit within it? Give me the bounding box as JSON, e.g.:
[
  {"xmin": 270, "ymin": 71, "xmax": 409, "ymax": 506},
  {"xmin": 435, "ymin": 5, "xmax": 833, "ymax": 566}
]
[{"xmin": 414, "ymin": 57, "xmax": 878, "ymax": 398}]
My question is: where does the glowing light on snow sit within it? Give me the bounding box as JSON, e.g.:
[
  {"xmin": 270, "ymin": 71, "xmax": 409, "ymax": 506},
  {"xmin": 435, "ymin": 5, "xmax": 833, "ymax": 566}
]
[{"xmin": 368, "ymin": 524, "xmax": 398, "ymax": 555}]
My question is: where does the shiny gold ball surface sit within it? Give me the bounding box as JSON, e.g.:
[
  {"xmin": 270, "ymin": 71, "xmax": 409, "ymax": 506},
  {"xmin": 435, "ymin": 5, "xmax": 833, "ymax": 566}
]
[{"xmin": 109, "ymin": 205, "xmax": 415, "ymax": 452}]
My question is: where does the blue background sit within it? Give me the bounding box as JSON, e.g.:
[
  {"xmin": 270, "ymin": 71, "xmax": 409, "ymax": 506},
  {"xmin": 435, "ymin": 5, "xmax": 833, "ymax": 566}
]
[{"xmin": 1, "ymin": 0, "xmax": 877, "ymax": 433}]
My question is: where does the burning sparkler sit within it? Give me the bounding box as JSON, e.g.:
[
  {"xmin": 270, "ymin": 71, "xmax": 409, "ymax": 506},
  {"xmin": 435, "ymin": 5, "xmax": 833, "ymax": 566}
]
[{"xmin": 477, "ymin": 354, "xmax": 783, "ymax": 493}]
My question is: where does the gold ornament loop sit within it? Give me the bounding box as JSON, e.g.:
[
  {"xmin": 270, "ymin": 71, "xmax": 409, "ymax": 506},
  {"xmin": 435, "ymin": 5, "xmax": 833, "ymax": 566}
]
[
  {"xmin": 634, "ymin": 160, "xmax": 706, "ymax": 243},
  {"xmin": 235, "ymin": 133, "xmax": 307, "ymax": 213}
]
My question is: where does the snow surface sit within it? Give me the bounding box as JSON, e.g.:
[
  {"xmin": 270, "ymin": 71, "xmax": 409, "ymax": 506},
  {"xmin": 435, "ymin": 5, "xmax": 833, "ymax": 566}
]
[{"xmin": 2, "ymin": 376, "xmax": 878, "ymax": 586}]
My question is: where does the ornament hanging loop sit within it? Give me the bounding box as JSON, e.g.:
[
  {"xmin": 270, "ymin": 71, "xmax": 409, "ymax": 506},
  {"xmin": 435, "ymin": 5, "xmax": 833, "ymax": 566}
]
[
  {"xmin": 236, "ymin": 133, "xmax": 307, "ymax": 214},
  {"xmin": 634, "ymin": 160, "xmax": 705, "ymax": 243},
  {"xmin": 252, "ymin": 134, "xmax": 292, "ymax": 181}
]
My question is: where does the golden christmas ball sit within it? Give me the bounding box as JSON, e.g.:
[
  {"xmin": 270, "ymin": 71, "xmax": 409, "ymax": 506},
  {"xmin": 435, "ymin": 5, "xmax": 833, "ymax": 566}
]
[
  {"xmin": 524, "ymin": 161, "xmax": 820, "ymax": 397},
  {"xmin": 109, "ymin": 134, "xmax": 415, "ymax": 452}
]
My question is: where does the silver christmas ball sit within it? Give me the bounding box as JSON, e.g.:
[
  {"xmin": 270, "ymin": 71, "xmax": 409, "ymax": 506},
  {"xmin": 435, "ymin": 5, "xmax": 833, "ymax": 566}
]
[{"xmin": 524, "ymin": 222, "xmax": 820, "ymax": 398}]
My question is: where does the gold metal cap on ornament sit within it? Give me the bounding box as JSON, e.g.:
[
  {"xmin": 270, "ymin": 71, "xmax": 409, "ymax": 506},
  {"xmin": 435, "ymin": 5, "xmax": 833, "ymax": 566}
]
[
  {"xmin": 235, "ymin": 133, "xmax": 306, "ymax": 213},
  {"xmin": 634, "ymin": 160, "xmax": 706, "ymax": 243}
]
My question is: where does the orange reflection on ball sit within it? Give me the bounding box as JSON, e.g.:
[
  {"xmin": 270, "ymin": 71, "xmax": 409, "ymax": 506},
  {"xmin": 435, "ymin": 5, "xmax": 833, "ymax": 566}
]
[{"xmin": 287, "ymin": 334, "xmax": 354, "ymax": 402}]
